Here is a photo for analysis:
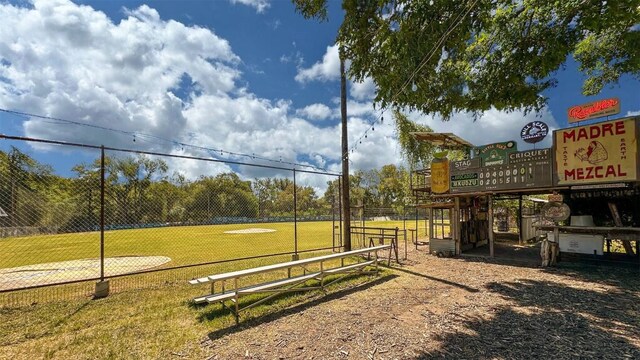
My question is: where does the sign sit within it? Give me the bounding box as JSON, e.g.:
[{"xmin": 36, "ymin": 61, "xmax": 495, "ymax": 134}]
[
  {"xmin": 450, "ymin": 173, "xmax": 479, "ymax": 193},
  {"xmin": 555, "ymin": 118, "xmax": 638, "ymax": 185},
  {"xmin": 430, "ymin": 159, "xmax": 450, "ymax": 194},
  {"xmin": 449, "ymin": 149, "xmax": 553, "ymax": 193},
  {"xmin": 568, "ymin": 98, "xmax": 620, "ymax": 123},
  {"xmin": 520, "ymin": 121, "xmax": 549, "ymax": 144},
  {"xmin": 571, "ymin": 183, "xmax": 628, "ymax": 190},
  {"xmin": 473, "ymin": 141, "xmax": 517, "ymax": 166},
  {"xmin": 548, "ymin": 194, "xmax": 563, "ymax": 203},
  {"xmin": 541, "ymin": 202, "xmax": 571, "ymax": 221},
  {"xmin": 0, "ymin": 206, "xmax": 6, "ymax": 217},
  {"xmin": 479, "ymin": 149, "xmax": 553, "ymax": 190},
  {"xmin": 449, "ymin": 158, "xmax": 480, "ymax": 171}
]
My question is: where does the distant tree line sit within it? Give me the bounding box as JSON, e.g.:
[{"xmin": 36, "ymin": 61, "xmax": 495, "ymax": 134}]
[{"xmin": 0, "ymin": 147, "xmax": 416, "ymax": 234}]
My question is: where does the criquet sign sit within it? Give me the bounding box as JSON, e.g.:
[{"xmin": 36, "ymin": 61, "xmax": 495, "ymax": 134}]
[
  {"xmin": 567, "ymin": 98, "xmax": 620, "ymax": 123},
  {"xmin": 555, "ymin": 117, "xmax": 638, "ymax": 185}
]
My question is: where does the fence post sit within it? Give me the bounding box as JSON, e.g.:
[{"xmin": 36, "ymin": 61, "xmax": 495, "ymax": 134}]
[
  {"xmin": 338, "ymin": 176, "xmax": 342, "ymax": 249},
  {"xmin": 95, "ymin": 146, "xmax": 109, "ymax": 298},
  {"xmin": 292, "ymin": 168, "xmax": 298, "ymax": 260}
]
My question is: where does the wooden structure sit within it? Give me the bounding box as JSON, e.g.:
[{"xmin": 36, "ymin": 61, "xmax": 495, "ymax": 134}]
[
  {"xmin": 190, "ymin": 245, "xmax": 391, "ymax": 323},
  {"xmin": 410, "ymin": 116, "xmax": 640, "ymax": 266},
  {"xmin": 350, "ymin": 226, "xmax": 401, "ymax": 263}
]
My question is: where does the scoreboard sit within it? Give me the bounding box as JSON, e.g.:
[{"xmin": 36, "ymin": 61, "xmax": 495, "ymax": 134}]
[{"xmin": 450, "ymin": 149, "xmax": 553, "ymax": 193}]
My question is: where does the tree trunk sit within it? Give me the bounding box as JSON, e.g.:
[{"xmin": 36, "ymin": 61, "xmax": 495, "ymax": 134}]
[{"xmin": 340, "ymin": 54, "xmax": 351, "ymax": 251}]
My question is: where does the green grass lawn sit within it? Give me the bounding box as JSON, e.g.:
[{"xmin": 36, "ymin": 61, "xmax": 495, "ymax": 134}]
[
  {"xmin": 0, "ymin": 219, "xmax": 411, "ymax": 305},
  {"xmin": 0, "ymin": 221, "xmax": 332, "ymax": 270},
  {"xmin": 0, "ymin": 220, "xmax": 406, "ymax": 358},
  {"xmin": 0, "ymin": 220, "xmax": 415, "ymax": 271},
  {"xmin": 0, "ymin": 261, "xmax": 391, "ymax": 359}
]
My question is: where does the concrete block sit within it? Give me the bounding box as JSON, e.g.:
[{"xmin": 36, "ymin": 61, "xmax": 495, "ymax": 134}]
[{"xmin": 94, "ymin": 280, "xmax": 110, "ymax": 299}]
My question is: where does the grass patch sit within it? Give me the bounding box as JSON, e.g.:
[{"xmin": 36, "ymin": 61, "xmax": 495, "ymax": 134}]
[
  {"xmin": 0, "ymin": 257, "xmax": 391, "ymax": 359},
  {"xmin": 0, "ymin": 220, "xmax": 411, "ymax": 269}
]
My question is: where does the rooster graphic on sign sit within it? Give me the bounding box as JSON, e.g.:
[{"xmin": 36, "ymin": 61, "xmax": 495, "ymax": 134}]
[{"xmin": 575, "ymin": 141, "xmax": 608, "ymax": 165}]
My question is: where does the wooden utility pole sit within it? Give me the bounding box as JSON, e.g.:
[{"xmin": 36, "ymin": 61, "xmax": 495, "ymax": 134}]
[{"xmin": 340, "ymin": 54, "xmax": 351, "ymax": 251}]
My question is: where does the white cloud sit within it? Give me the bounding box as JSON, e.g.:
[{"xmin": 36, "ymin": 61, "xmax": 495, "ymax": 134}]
[
  {"xmin": 346, "ymin": 115, "xmax": 401, "ymax": 171},
  {"xmin": 296, "ymin": 103, "xmax": 333, "ymax": 121},
  {"xmin": 280, "ymin": 51, "xmax": 304, "ymax": 66},
  {"xmin": 268, "ymin": 19, "xmax": 281, "ymax": 30},
  {"xmin": 294, "ymin": 45, "xmax": 376, "ymax": 100},
  {"xmin": 0, "ymin": 0, "xmax": 240, "ymax": 147},
  {"xmin": 407, "ymin": 107, "xmax": 560, "ymax": 151},
  {"xmin": 0, "ymin": 0, "xmax": 565, "ymax": 190},
  {"xmin": 295, "ymin": 44, "xmax": 340, "ymax": 83},
  {"xmin": 228, "ymin": 0, "xmax": 270, "ymax": 13},
  {"xmin": 350, "ymin": 77, "xmax": 377, "ymax": 100},
  {"xmin": 0, "ymin": 0, "xmax": 347, "ymax": 181},
  {"xmin": 165, "ymin": 149, "xmax": 234, "ymax": 180}
]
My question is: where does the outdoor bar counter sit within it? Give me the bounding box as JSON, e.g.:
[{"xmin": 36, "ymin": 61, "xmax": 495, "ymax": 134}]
[
  {"xmin": 534, "ymin": 225, "xmax": 640, "ymax": 240},
  {"xmin": 534, "ymin": 224, "xmax": 640, "ymax": 267}
]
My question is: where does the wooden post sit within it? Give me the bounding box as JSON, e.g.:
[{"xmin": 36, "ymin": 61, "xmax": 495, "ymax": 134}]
[
  {"xmin": 340, "ymin": 55, "xmax": 351, "ymax": 251},
  {"xmin": 454, "ymin": 197, "xmax": 460, "ymax": 255},
  {"xmin": 518, "ymin": 195, "xmax": 523, "ymax": 245},
  {"xmin": 488, "ymin": 195, "xmax": 494, "ymax": 257},
  {"xmin": 429, "ymin": 208, "xmax": 434, "ymax": 242}
]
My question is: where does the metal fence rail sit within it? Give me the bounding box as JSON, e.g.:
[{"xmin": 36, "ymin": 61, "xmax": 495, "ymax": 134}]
[{"xmin": 0, "ymin": 135, "xmax": 342, "ymax": 305}]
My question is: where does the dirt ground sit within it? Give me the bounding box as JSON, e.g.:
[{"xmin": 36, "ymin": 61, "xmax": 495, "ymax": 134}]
[{"xmin": 200, "ymin": 247, "xmax": 640, "ymax": 359}]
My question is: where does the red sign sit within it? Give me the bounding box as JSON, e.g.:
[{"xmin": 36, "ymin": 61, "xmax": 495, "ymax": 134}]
[{"xmin": 568, "ymin": 98, "xmax": 620, "ymax": 123}]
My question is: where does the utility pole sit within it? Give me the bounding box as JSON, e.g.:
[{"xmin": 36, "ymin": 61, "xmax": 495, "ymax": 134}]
[{"xmin": 340, "ymin": 53, "xmax": 351, "ymax": 251}]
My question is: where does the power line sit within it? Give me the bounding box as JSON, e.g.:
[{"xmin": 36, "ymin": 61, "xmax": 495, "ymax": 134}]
[
  {"xmin": 0, "ymin": 107, "xmax": 330, "ymax": 172},
  {"xmin": 344, "ymin": 0, "xmax": 479, "ymax": 159}
]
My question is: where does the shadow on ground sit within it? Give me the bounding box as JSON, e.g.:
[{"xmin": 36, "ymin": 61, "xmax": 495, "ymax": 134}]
[
  {"xmin": 391, "ymin": 266, "xmax": 479, "ymax": 293},
  {"xmin": 200, "ymin": 274, "xmax": 398, "ymax": 341},
  {"xmin": 415, "ymin": 276, "xmax": 640, "ymax": 359}
]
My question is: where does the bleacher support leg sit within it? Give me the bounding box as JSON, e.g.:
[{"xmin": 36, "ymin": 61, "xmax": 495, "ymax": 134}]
[{"xmin": 234, "ymin": 278, "xmax": 239, "ymax": 325}]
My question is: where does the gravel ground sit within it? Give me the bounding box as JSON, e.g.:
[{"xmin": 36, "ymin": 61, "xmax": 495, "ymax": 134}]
[{"xmin": 200, "ymin": 248, "xmax": 640, "ymax": 359}]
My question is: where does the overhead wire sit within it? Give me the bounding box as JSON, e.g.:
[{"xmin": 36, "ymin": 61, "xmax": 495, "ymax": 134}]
[
  {"xmin": 343, "ymin": 0, "xmax": 479, "ymax": 159},
  {"xmin": 0, "ymin": 107, "xmax": 330, "ymax": 172}
]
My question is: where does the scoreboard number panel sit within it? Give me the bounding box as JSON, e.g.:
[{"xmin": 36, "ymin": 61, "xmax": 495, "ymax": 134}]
[{"xmin": 451, "ymin": 148, "xmax": 553, "ymax": 193}]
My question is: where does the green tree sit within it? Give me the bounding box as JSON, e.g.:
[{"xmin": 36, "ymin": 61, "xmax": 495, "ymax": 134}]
[
  {"xmin": 186, "ymin": 173, "xmax": 258, "ymax": 221},
  {"xmin": 146, "ymin": 174, "xmax": 188, "ymax": 223},
  {"xmin": 294, "ymin": 0, "xmax": 640, "ymax": 119},
  {"xmin": 0, "ymin": 147, "xmax": 54, "ymax": 227},
  {"xmin": 394, "ymin": 110, "xmax": 436, "ymax": 169},
  {"xmin": 105, "ymin": 155, "xmax": 169, "ymax": 224},
  {"xmin": 377, "ymin": 164, "xmax": 407, "ymax": 209}
]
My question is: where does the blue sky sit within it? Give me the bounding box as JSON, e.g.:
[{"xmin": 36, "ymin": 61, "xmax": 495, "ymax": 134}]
[{"xmin": 0, "ymin": 0, "xmax": 638, "ymax": 188}]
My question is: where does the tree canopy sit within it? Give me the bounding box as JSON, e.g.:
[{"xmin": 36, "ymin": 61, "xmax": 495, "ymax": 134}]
[
  {"xmin": 294, "ymin": 0, "xmax": 640, "ymax": 119},
  {"xmin": 0, "ymin": 147, "xmax": 418, "ymax": 235}
]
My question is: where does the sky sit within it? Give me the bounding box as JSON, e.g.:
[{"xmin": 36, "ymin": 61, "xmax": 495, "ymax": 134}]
[{"xmin": 0, "ymin": 0, "xmax": 639, "ymax": 190}]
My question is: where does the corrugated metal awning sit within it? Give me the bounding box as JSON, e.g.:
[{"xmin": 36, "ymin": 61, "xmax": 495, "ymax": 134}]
[{"xmin": 410, "ymin": 132, "xmax": 474, "ymax": 149}]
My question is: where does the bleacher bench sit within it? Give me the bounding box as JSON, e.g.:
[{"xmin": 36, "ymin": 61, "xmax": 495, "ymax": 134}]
[{"xmin": 189, "ymin": 245, "xmax": 391, "ymax": 323}]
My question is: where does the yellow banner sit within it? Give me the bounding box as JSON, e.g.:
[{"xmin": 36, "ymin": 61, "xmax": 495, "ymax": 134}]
[
  {"xmin": 555, "ymin": 118, "xmax": 638, "ymax": 185},
  {"xmin": 431, "ymin": 159, "xmax": 450, "ymax": 193}
]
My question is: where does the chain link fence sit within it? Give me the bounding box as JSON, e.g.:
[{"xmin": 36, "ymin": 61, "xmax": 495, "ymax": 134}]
[{"xmin": 0, "ymin": 135, "xmax": 342, "ymax": 306}]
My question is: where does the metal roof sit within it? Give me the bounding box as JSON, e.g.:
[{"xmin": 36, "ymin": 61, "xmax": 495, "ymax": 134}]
[{"xmin": 410, "ymin": 132, "xmax": 474, "ymax": 149}]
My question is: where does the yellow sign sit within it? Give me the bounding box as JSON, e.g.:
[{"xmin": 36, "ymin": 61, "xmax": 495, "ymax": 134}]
[
  {"xmin": 431, "ymin": 159, "xmax": 450, "ymax": 193},
  {"xmin": 555, "ymin": 118, "xmax": 638, "ymax": 185}
]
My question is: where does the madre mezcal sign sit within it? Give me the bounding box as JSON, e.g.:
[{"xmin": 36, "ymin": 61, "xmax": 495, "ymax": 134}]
[{"xmin": 554, "ymin": 117, "xmax": 638, "ymax": 185}]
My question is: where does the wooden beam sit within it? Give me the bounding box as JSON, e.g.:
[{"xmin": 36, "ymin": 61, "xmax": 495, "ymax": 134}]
[
  {"xmin": 454, "ymin": 197, "xmax": 460, "ymax": 255},
  {"xmin": 488, "ymin": 194, "xmax": 494, "ymax": 257},
  {"xmin": 518, "ymin": 195, "xmax": 523, "ymax": 245},
  {"xmin": 429, "ymin": 207, "xmax": 434, "ymax": 243}
]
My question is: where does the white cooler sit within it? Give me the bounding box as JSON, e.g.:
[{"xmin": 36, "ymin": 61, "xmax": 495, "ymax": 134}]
[{"xmin": 558, "ymin": 233, "xmax": 604, "ymax": 255}]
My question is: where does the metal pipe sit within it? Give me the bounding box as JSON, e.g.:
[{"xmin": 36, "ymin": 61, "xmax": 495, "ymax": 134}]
[
  {"xmin": 293, "ymin": 168, "xmax": 298, "ymax": 255},
  {"xmin": 338, "ymin": 176, "xmax": 343, "ymax": 249},
  {"xmin": 100, "ymin": 146, "xmax": 105, "ymax": 282}
]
